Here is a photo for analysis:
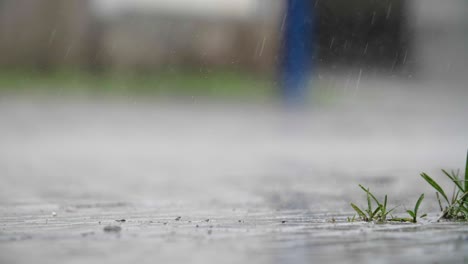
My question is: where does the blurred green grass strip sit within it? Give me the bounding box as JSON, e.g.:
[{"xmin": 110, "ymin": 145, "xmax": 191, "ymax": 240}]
[{"xmin": 0, "ymin": 69, "xmax": 276, "ymax": 100}]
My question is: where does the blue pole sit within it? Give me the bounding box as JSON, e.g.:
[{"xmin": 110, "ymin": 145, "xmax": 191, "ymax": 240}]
[{"xmin": 281, "ymin": 0, "xmax": 315, "ymax": 105}]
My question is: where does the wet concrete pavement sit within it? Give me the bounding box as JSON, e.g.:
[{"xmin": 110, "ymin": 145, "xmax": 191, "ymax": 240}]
[{"xmin": 0, "ymin": 78, "xmax": 467, "ymax": 263}]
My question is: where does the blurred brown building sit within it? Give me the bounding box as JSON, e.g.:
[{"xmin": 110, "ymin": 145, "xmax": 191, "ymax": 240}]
[
  {"xmin": 0, "ymin": 0, "xmax": 282, "ymax": 73},
  {"xmin": 0, "ymin": 0, "xmax": 92, "ymax": 69},
  {"xmin": 0, "ymin": 0, "xmax": 466, "ymax": 79}
]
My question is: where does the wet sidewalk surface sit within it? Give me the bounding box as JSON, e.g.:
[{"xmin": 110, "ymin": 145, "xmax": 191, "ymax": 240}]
[
  {"xmin": 1, "ymin": 204, "xmax": 468, "ymax": 264},
  {"xmin": 0, "ymin": 79, "xmax": 468, "ymax": 263}
]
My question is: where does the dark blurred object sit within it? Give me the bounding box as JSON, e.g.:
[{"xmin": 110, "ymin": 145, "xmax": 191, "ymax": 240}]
[{"xmin": 316, "ymin": 0, "xmax": 408, "ymax": 72}]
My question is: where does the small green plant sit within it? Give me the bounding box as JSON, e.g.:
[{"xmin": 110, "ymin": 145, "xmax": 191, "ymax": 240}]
[
  {"xmin": 347, "ymin": 215, "xmax": 356, "ymax": 222},
  {"xmin": 420, "ymin": 151, "xmax": 468, "ymax": 220},
  {"xmin": 405, "ymin": 194, "xmax": 426, "ymax": 223},
  {"xmin": 350, "ymin": 185, "xmax": 397, "ymax": 222},
  {"xmin": 350, "ymin": 151, "xmax": 467, "ymax": 223}
]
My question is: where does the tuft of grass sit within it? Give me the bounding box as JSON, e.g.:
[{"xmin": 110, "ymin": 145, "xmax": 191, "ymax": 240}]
[
  {"xmin": 350, "ymin": 185, "xmax": 426, "ymax": 223},
  {"xmin": 350, "ymin": 185, "xmax": 397, "ymax": 222},
  {"xmin": 350, "ymin": 151, "xmax": 467, "ymax": 223},
  {"xmin": 405, "ymin": 194, "xmax": 426, "ymax": 223},
  {"xmin": 420, "ymin": 150, "xmax": 468, "ymax": 221},
  {"xmin": 347, "ymin": 215, "xmax": 356, "ymax": 222},
  {"xmin": 358, "ymin": 184, "xmax": 398, "ymax": 221}
]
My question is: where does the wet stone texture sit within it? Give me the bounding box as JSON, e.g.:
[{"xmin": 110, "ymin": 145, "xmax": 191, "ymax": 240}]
[{"xmin": 0, "ymin": 79, "xmax": 467, "ymax": 263}]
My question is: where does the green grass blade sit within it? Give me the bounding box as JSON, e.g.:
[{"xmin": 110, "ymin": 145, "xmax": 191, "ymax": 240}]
[
  {"xmin": 386, "ymin": 206, "xmax": 399, "ymax": 216},
  {"xmin": 383, "ymin": 195, "xmax": 387, "ymax": 213},
  {"xmin": 420, "ymin": 173, "xmax": 449, "ymax": 204},
  {"xmin": 436, "ymin": 192, "xmax": 444, "ymax": 211},
  {"xmin": 457, "ymin": 205, "xmax": 468, "ymax": 217},
  {"xmin": 458, "ymin": 192, "xmax": 468, "ymax": 204},
  {"xmin": 414, "ymin": 193, "xmax": 424, "ymax": 216},
  {"xmin": 406, "ymin": 210, "xmax": 415, "ymax": 218},
  {"xmin": 442, "ymin": 169, "xmax": 464, "ymax": 191},
  {"xmin": 372, "ymin": 205, "xmax": 381, "ymax": 218},
  {"xmin": 351, "ymin": 203, "xmax": 367, "ymax": 220},
  {"xmin": 359, "ymin": 184, "xmax": 381, "ymax": 206},
  {"xmin": 452, "ymin": 190, "xmax": 460, "ymax": 205},
  {"xmin": 388, "ymin": 217, "xmax": 412, "ymax": 222},
  {"xmin": 366, "ymin": 191, "xmax": 372, "ymax": 215},
  {"xmin": 465, "ymin": 150, "xmax": 468, "ymax": 203}
]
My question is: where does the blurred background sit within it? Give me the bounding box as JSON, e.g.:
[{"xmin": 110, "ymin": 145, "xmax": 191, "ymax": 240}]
[
  {"xmin": 0, "ymin": 0, "xmax": 467, "ymax": 207},
  {"xmin": 2, "ymin": 3, "xmax": 468, "ymax": 264},
  {"xmin": 0, "ymin": 0, "xmax": 467, "ymax": 98}
]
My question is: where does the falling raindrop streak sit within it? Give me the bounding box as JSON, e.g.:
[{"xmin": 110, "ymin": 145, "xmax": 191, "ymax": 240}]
[
  {"xmin": 65, "ymin": 46, "xmax": 71, "ymax": 59},
  {"xmin": 280, "ymin": 14, "xmax": 287, "ymax": 32},
  {"xmin": 258, "ymin": 36, "xmax": 266, "ymax": 57},
  {"xmin": 402, "ymin": 49, "xmax": 408, "ymax": 65},
  {"xmin": 386, "ymin": 4, "xmax": 392, "ymax": 20},
  {"xmin": 48, "ymin": 29, "xmax": 57, "ymax": 46},
  {"xmin": 355, "ymin": 69, "xmax": 362, "ymax": 96}
]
